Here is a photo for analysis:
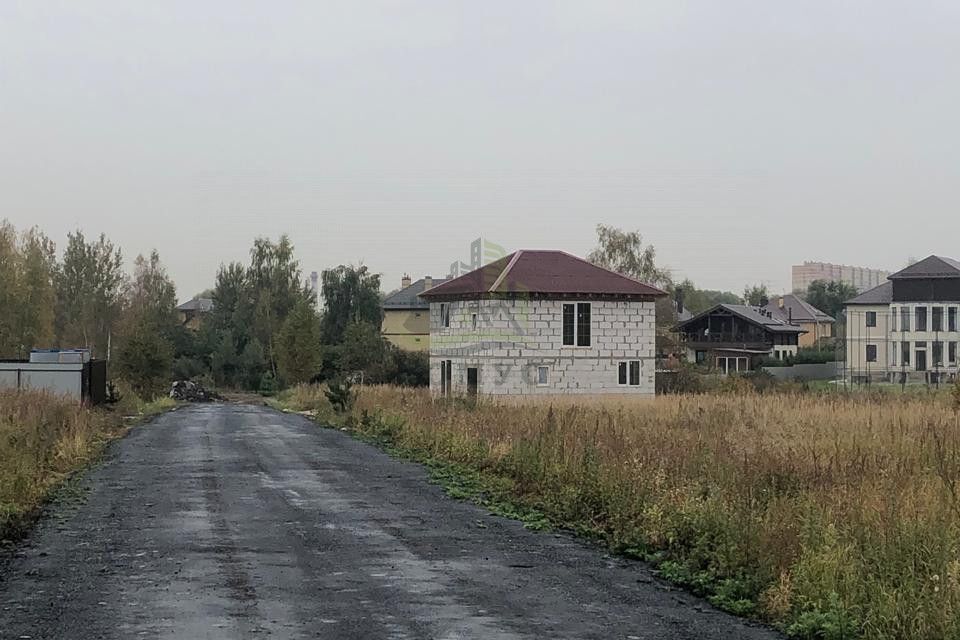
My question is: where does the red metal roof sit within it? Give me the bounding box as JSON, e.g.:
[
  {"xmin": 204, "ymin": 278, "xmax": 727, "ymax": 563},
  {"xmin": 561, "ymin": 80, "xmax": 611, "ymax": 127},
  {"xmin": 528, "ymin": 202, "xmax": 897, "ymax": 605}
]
[{"xmin": 420, "ymin": 250, "xmax": 667, "ymax": 298}]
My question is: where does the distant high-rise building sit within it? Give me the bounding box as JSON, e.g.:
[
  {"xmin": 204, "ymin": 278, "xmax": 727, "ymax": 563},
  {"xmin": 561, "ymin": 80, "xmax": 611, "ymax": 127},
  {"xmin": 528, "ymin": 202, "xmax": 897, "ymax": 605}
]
[{"xmin": 792, "ymin": 262, "xmax": 890, "ymax": 293}]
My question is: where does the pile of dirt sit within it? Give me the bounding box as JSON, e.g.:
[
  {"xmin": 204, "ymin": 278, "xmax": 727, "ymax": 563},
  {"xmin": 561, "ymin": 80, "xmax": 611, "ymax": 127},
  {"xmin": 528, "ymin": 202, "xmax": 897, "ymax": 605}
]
[{"xmin": 169, "ymin": 380, "xmax": 218, "ymax": 402}]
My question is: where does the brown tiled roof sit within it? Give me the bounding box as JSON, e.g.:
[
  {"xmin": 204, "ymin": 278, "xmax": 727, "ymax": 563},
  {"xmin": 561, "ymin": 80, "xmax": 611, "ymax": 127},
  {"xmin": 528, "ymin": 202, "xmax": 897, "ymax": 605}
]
[{"xmin": 419, "ymin": 250, "xmax": 667, "ymax": 298}]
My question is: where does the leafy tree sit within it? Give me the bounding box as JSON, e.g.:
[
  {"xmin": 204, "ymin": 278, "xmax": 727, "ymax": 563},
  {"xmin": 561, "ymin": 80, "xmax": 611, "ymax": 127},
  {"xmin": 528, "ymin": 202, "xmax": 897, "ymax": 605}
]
[
  {"xmin": 319, "ymin": 265, "xmax": 383, "ymax": 344},
  {"xmin": 0, "ymin": 223, "xmax": 19, "ymax": 356},
  {"xmin": 172, "ymin": 355, "xmax": 207, "ymax": 381},
  {"xmin": 392, "ymin": 349, "xmax": 429, "ymax": 387},
  {"xmin": 0, "ymin": 223, "xmax": 58, "ymax": 358},
  {"xmin": 210, "ymin": 328, "xmax": 242, "ymax": 387},
  {"xmin": 124, "ymin": 250, "xmax": 178, "ymax": 334},
  {"xmin": 54, "ymin": 230, "xmax": 125, "ymax": 357},
  {"xmin": 337, "ymin": 321, "xmax": 390, "ymax": 379},
  {"xmin": 113, "ymin": 315, "xmax": 174, "ymax": 398},
  {"xmin": 238, "ymin": 339, "xmax": 267, "ymax": 389},
  {"xmin": 587, "ymin": 224, "xmax": 671, "ymax": 288},
  {"xmin": 13, "ymin": 228, "xmax": 57, "ymax": 357},
  {"xmin": 743, "ymin": 283, "xmax": 770, "ymax": 307},
  {"xmin": 275, "ymin": 299, "xmax": 323, "ymax": 385},
  {"xmin": 587, "ymin": 225, "xmax": 676, "ymax": 331},
  {"xmin": 675, "ymin": 279, "xmax": 742, "ymax": 314},
  {"xmin": 114, "ymin": 250, "xmax": 178, "ymax": 395},
  {"xmin": 804, "ymin": 279, "xmax": 858, "ymax": 319},
  {"xmin": 247, "ymin": 235, "xmax": 313, "ymax": 373}
]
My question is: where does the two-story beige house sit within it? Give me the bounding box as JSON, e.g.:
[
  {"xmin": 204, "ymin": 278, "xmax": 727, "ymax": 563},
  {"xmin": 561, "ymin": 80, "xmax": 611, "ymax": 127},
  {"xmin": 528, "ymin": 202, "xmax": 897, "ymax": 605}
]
[
  {"xmin": 381, "ymin": 276, "xmax": 446, "ymax": 351},
  {"xmin": 845, "ymin": 256, "xmax": 960, "ymax": 384},
  {"xmin": 763, "ymin": 294, "xmax": 834, "ymax": 348},
  {"xmin": 419, "ymin": 250, "xmax": 666, "ymax": 397}
]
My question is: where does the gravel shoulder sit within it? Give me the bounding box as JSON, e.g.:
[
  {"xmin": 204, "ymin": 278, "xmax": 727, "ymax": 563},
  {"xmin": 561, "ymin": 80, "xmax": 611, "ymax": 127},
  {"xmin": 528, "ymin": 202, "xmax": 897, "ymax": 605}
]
[{"xmin": 0, "ymin": 403, "xmax": 783, "ymax": 639}]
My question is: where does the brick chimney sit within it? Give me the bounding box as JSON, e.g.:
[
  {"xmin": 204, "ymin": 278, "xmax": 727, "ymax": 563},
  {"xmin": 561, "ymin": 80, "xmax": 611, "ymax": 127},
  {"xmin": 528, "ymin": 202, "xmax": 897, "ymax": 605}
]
[
  {"xmin": 401, "ymin": 274, "xmax": 411, "ymax": 289},
  {"xmin": 424, "ymin": 276, "xmax": 433, "ymax": 290}
]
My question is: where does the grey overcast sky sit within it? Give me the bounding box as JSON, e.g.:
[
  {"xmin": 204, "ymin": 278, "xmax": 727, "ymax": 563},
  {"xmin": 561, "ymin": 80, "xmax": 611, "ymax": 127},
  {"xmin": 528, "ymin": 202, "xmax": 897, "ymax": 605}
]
[{"xmin": 2, "ymin": 1, "xmax": 958, "ymax": 299}]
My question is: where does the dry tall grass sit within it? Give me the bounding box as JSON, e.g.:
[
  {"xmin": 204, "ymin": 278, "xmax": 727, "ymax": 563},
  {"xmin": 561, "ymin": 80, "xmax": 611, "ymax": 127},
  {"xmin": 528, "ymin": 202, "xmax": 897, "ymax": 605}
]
[
  {"xmin": 0, "ymin": 390, "xmax": 129, "ymax": 536},
  {"xmin": 318, "ymin": 386, "xmax": 960, "ymax": 639}
]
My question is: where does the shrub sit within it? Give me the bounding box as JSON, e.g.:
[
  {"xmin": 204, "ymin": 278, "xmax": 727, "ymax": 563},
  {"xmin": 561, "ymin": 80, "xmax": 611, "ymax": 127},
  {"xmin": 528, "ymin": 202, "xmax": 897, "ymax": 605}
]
[
  {"xmin": 258, "ymin": 371, "xmax": 279, "ymax": 396},
  {"xmin": 325, "ymin": 378, "xmax": 355, "ymax": 412},
  {"xmin": 172, "ymin": 356, "xmax": 207, "ymax": 381},
  {"xmin": 656, "ymin": 364, "xmax": 710, "ymax": 394}
]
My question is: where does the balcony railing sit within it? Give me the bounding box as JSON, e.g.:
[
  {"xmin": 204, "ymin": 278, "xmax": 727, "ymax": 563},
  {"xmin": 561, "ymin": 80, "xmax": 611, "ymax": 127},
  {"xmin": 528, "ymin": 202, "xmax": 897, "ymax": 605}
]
[{"xmin": 678, "ymin": 333, "xmax": 770, "ymax": 345}]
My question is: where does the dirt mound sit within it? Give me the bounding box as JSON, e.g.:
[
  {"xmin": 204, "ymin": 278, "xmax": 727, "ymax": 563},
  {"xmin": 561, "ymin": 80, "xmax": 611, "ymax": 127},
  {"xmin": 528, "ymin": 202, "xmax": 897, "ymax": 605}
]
[{"xmin": 169, "ymin": 380, "xmax": 218, "ymax": 402}]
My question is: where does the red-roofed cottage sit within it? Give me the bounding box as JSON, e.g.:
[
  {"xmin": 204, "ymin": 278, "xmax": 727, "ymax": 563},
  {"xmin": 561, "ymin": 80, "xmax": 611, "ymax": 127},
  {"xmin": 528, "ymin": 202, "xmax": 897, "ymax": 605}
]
[{"xmin": 419, "ymin": 250, "xmax": 667, "ymax": 396}]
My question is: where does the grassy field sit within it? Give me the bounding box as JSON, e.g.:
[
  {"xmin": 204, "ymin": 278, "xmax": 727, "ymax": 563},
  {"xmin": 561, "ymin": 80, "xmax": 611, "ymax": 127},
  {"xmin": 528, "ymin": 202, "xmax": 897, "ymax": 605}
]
[
  {"xmin": 279, "ymin": 384, "xmax": 960, "ymax": 639},
  {"xmin": 0, "ymin": 390, "xmax": 174, "ymax": 539}
]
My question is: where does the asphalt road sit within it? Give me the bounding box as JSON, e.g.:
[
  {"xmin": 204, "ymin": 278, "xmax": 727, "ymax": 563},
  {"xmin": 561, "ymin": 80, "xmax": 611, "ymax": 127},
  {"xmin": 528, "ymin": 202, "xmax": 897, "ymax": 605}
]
[{"xmin": 0, "ymin": 403, "xmax": 782, "ymax": 640}]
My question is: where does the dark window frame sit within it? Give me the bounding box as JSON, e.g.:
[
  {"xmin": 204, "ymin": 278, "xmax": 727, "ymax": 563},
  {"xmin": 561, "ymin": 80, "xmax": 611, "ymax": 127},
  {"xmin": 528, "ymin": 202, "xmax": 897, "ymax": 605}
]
[
  {"xmin": 576, "ymin": 303, "xmax": 592, "ymax": 347},
  {"xmin": 618, "ymin": 360, "xmax": 641, "ymax": 386},
  {"xmin": 562, "ymin": 304, "xmax": 575, "ymax": 346},
  {"xmin": 440, "ymin": 303, "xmax": 451, "ymax": 328},
  {"xmin": 866, "ymin": 344, "xmax": 878, "ymax": 362},
  {"xmin": 865, "ymin": 311, "xmax": 877, "ymax": 328}
]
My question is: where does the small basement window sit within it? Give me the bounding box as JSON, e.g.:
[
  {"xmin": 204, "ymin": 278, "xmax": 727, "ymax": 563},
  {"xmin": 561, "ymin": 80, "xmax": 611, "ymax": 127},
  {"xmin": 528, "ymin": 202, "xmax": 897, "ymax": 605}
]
[
  {"xmin": 536, "ymin": 366, "xmax": 549, "ymax": 386},
  {"xmin": 618, "ymin": 361, "xmax": 641, "ymax": 386}
]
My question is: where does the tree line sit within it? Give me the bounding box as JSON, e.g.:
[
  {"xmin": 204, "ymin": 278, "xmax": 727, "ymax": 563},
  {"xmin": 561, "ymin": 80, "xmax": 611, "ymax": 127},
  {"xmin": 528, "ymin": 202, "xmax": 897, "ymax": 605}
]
[{"xmin": 0, "ymin": 220, "xmax": 426, "ymax": 399}]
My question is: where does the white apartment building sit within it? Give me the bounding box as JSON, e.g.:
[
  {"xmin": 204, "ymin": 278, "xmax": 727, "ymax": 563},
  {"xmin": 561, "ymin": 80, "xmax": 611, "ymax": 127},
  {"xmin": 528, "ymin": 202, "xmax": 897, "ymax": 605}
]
[{"xmin": 793, "ymin": 262, "xmax": 890, "ymax": 294}]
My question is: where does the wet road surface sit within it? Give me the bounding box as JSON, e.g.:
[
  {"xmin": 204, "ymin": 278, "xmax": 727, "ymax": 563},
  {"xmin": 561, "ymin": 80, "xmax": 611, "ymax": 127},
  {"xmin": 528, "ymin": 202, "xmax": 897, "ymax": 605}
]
[{"xmin": 0, "ymin": 403, "xmax": 781, "ymax": 639}]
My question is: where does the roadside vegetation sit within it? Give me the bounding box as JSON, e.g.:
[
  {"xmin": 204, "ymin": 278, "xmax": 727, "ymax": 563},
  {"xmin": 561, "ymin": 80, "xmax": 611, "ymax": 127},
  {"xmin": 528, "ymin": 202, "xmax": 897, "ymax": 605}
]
[
  {"xmin": 0, "ymin": 389, "xmax": 174, "ymax": 540},
  {"xmin": 278, "ymin": 383, "xmax": 960, "ymax": 639}
]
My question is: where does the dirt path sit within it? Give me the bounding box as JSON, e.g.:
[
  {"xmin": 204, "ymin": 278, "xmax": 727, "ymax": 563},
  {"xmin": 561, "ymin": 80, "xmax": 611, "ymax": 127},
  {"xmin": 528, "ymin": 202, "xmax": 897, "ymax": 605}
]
[{"xmin": 0, "ymin": 403, "xmax": 782, "ymax": 639}]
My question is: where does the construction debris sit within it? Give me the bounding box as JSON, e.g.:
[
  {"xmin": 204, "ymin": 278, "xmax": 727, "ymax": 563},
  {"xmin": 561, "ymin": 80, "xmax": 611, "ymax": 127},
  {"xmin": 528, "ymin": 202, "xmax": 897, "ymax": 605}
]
[{"xmin": 169, "ymin": 380, "xmax": 218, "ymax": 402}]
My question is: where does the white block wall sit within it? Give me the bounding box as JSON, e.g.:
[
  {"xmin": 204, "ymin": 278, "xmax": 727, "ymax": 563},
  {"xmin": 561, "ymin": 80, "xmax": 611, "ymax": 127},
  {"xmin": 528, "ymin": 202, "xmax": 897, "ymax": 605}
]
[{"xmin": 428, "ymin": 298, "xmax": 657, "ymax": 397}]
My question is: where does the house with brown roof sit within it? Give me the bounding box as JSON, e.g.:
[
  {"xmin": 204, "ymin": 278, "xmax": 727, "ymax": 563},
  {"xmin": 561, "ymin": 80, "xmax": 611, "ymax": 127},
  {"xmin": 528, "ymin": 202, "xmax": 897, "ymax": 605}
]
[
  {"xmin": 672, "ymin": 304, "xmax": 806, "ymax": 373},
  {"xmin": 419, "ymin": 250, "xmax": 667, "ymax": 397},
  {"xmin": 845, "ymin": 255, "xmax": 960, "ymax": 384}
]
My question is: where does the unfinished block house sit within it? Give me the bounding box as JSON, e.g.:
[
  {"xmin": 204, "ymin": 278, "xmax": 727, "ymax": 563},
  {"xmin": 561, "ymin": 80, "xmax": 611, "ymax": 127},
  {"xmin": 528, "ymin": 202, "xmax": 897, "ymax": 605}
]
[{"xmin": 419, "ymin": 250, "xmax": 666, "ymax": 397}]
